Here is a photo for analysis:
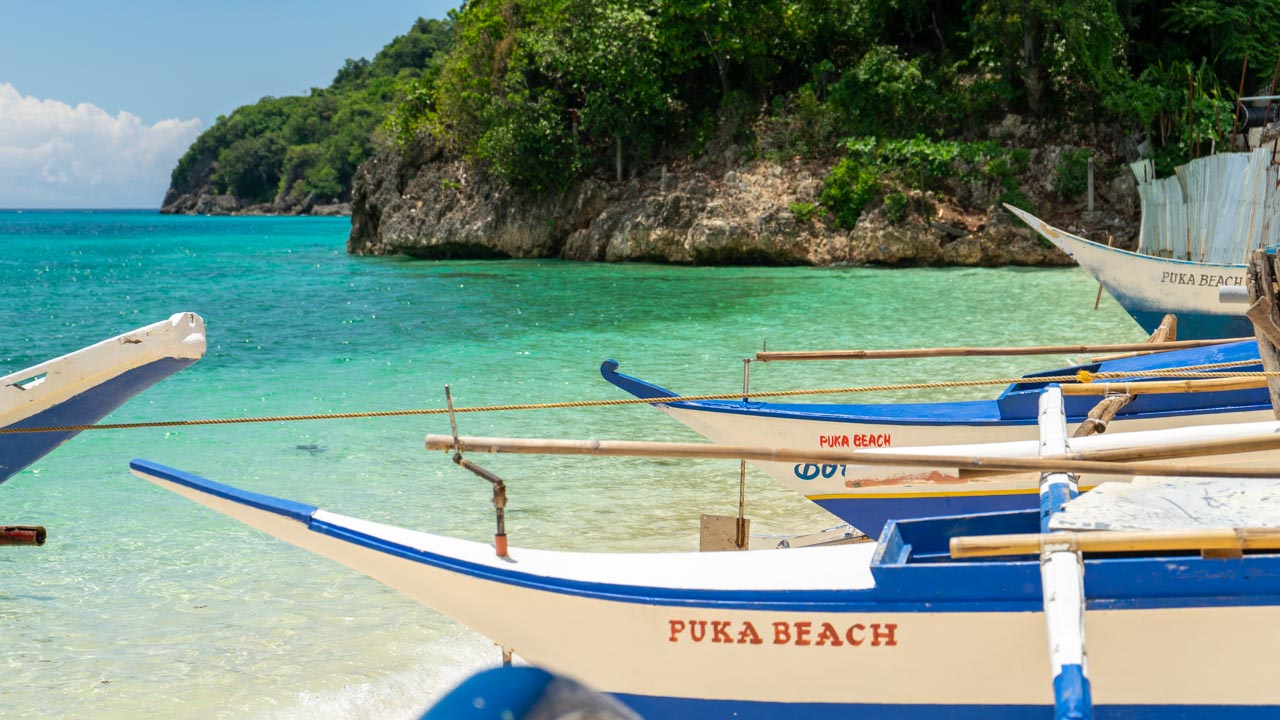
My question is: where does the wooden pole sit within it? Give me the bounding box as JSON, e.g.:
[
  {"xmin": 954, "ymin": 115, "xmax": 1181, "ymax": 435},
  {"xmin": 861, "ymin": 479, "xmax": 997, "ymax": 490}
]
[
  {"xmin": 1233, "ymin": 53, "xmax": 1248, "ymax": 148},
  {"xmin": 754, "ymin": 337, "xmax": 1249, "ymax": 362},
  {"xmin": 424, "ymin": 434, "xmax": 1280, "ymax": 480},
  {"xmin": 1058, "ymin": 375, "xmax": 1266, "ymax": 396},
  {"xmin": 1071, "ymin": 393, "xmax": 1133, "ymax": 437},
  {"xmin": 1092, "ymin": 237, "xmax": 1115, "ymax": 311},
  {"xmin": 1264, "ymin": 53, "xmax": 1280, "ymax": 148},
  {"xmin": 1090, "ymin": 314, "xmax": 1177, "ymax": 362},
  {"xmin": 952, "ymin": 526, "xmax": 1280, "ymax": 558},
  {"xmin": 1246, "ymin": 248, "xmax": 1280, "ymax": 416},
  {"xmin": 1189, "ymin": 69, "xmax": 1197, "ymax": 160}
]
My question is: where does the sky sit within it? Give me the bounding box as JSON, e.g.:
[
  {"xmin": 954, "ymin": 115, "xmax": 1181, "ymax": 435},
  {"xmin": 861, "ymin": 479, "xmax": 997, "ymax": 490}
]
[{"xmin": 0, "ymin": 0, "xmax": 457, "ymax": 209}]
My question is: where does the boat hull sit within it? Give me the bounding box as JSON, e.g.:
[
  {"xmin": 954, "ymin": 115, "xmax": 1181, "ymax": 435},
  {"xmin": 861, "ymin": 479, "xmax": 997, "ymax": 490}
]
[
  {"xmin": 0, "ymin": 313, "xmax": 205, "ymax": 483},
  {"xmin": 601, "ymin": 352, "xmax": 1274, "ymax": 536},
  {"xmin": 1005, "ymin": 205, "xmax": 1251, "ymax": 339},
  {"xmin": 128, "ymin": 460, "xmax": 1280, "ymax": 719},
  {"xmin": 664, "ymin": 403, "xmax": 1277, "ymax": 536}
]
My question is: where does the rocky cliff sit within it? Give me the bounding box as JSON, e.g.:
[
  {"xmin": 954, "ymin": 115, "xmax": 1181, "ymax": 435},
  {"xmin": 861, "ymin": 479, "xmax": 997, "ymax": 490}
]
[
  {"xmin": 161, "ymin": 188, "xmax": 351, "ymax": 216},
  {"xmin": 348, "ymin": 118, "xmax": 1142, "ymax": 266}
]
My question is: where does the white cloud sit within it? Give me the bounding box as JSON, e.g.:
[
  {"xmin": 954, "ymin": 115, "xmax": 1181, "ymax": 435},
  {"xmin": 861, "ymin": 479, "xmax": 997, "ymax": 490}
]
[{"xmin": 0, "ymin": 84, "xmax": 201, "ymax": 208}]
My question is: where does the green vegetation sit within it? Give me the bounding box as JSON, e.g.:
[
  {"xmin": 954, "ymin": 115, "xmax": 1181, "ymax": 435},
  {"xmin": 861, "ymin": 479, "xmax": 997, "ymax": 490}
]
[
  {"xmin": 392, "ymin": 0, "xmax": 1280, "ymax": 202},
  {"xmin": 169, "ymin": 18, "xmax": 453, "ymax": 204},
  {"xmin": 820, "ymin": 137, "xmax": 1031, "ymax": 227},
  {"xmin": 883, "ymin": 192, "xmax": 909, "ymax": 224},
  {"xmin": 173, "ymin": 1, "xmax": 1280, "ymax": 214},
  {"xmin": 789, "ymin": 201, "xmax": 821, "ymax": 223},
  {"xmin": 1056, "ymin": 149, "xmax": 1093, "ymax": 198}
]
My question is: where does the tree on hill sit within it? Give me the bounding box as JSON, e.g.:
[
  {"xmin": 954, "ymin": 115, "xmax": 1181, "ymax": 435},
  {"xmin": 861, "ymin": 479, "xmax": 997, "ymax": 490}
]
[
  {"xmin": 166, "ymin": 17, "xmax": 454, "ymax": 207},
  {"xmin": 369, "ymin": 0, "xmax": 1278, "ymax": 234}
]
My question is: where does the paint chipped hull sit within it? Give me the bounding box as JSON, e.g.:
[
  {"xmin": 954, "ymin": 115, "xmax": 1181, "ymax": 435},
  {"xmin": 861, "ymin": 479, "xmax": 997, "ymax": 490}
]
[
  {"xmin": 1005, "ymin": 205, "xmax": 1252, "ymax": 339},
  {"xmin": 0, "ymin": 313, "xmax": 206, "ymax": 483},
  {"xmin": 129, "ymin": 459, "xmax": 1280, "ymax": 719}
]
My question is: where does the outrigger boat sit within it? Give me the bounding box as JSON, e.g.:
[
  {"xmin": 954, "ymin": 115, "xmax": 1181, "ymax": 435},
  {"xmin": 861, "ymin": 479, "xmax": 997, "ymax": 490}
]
[
  {"xmin": 1004, "ymin": 145, "xmax": 1280, "ymax": 340},
  {"xmin": 602, "ymin": 339, "xmax": 1272, "ymax": 535},
  {"xmin": 0, "ymin": 312, "xmax": 205, "ymax": 484},
  {"xmin": 1006, "ymin": 204, "xmax": 1254, "ymax": 339},
  {"xmin": 128, "ymin": 389, "xmax": 1280, "ymax": 719},
  {"xmin": 0, "ymin": 312, "xmax": 206, "ymax": 545}
]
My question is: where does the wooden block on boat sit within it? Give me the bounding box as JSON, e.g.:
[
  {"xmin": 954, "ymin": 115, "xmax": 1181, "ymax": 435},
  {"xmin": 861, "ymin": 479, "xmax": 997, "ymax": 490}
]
[{"xmin": 699, "ymin": 514, "xmax": 749, "ymax": 552}]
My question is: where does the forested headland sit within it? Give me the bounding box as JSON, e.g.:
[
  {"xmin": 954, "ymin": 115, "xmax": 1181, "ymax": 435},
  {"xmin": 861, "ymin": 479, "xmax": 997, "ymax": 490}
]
[{"xmin": 163, "ymin": 1, "xmax": 1280, "ymax": 265}]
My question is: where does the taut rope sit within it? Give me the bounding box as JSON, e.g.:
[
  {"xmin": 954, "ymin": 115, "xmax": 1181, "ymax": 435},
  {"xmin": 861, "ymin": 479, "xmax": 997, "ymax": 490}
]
[{"xmin": 0, "ymin": 358, "xmax": 1266, "ymax": 435}]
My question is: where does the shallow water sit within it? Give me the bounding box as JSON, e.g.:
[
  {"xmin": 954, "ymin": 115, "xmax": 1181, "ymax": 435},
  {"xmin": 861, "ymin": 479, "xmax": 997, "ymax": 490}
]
[{"xmin": 0, "ymin": 210, "xmax": 1141, "ymax": 717}]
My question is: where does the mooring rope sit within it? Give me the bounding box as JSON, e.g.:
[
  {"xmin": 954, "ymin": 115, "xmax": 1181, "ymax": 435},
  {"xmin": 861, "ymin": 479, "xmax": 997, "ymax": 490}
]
[{"xmin": 0, "ymin": 358, "xmax": 1267, "ymax": 435}]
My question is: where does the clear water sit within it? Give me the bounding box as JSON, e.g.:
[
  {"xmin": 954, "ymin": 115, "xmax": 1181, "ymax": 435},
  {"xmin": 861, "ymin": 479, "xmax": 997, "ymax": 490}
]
[{"xmin": 0, "ymin": 210, "xmax": 1141, "ymax": 717}]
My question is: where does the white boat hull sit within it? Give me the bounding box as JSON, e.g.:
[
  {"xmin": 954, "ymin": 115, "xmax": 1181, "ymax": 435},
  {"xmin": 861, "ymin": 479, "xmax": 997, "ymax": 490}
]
[
  {"xmin": 1006, "ymin": 204, "xmax": 1251, "ymax": 339},
  {"xmin": 663, "ymin": 403, "xmax": 1278, "ymax": 534},
  {"xmin": 129, "ymin": 459, "xmax": 1280, "ymax": 719},
  {"xmin": 0, "ymin": 313, "xmax": 205, "ymax": 483}
]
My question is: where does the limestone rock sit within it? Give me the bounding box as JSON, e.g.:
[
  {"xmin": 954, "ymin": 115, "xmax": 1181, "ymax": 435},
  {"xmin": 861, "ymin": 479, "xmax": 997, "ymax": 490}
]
[{"xmin": 344, "ymin": 128, "xmax": 1132, "ymax": 267}]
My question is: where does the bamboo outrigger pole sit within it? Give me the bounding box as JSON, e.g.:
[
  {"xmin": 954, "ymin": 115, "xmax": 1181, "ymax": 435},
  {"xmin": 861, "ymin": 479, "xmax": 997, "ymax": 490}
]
[
  {"xmin": 424, "ymin": 434, "xmax": 1280, "ymax": 480},
  {"xmin": 952, "ymin": 527, "xmax": 1280, "ymax": 558},
  {"xmin": 753, "ymin": 337, "xmax": 1250, "ymax": 362},
  {"xmin": 1058, "ymin": 375, "xmax": 1265, "ymax": 396}
]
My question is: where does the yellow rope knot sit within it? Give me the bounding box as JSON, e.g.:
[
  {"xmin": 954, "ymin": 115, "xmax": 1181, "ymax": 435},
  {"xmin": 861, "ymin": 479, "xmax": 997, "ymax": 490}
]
[{"xmin": 1076, "ymin": 369, "xmax": 1096, "ymax": 384}]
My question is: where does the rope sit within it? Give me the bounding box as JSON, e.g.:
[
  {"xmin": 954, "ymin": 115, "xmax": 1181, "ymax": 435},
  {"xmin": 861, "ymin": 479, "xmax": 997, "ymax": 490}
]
[{"xmin": 1, "ymin": 358, "xmax": 1268, "ymax": 435}]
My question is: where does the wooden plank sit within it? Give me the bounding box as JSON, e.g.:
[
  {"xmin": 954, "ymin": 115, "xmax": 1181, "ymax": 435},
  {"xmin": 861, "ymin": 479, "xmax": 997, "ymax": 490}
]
[
  {"xmin": 951, "ymin": 526, "xmax": 1280, "ymax": 558},
  {"xmin": 1058, "ymin": 376, "xmax": 1265, "ymax": 396},
  {"xmin": 699, "ymin": 514, "xmax": 749, "ymax": 552}
]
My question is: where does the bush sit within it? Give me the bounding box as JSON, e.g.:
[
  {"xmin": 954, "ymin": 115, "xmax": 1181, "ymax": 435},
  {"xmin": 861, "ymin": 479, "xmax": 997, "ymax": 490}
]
[
  {"xmin": 820, "ymin": 158, "xmax": 880, "ymax": 229},
  {"xmin": 790, "ymin": 201, "xmax": 821, "ymax": 223},
  {"xmin": 1055, "ymin": 148, "xmax": 1091, "ymax": 198},
  {"xmin": 475, "ymin": 90, "xmax": 580, "ymax": 192},
  {"xmin": 828, "ymin": 45, "xmax": 934, "ymax": 137},
  {"xmin": 883, "ymin": 192, "xmax": 909, "ymax": 223}
]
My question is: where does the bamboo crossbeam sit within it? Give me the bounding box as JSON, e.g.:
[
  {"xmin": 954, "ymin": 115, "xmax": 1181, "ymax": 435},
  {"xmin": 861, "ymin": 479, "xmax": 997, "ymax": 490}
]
[
  {"xmin": 1058, "ymin": 376, "xmax": 1266, "ymax": 396},
  {"xmin": 753, "ymin": 337, "xmax": 1251, "ymax": 362},
  {"xmin": 424, "ymin": 434, "xmax": 1280, "ymax": 480},
  {"xmin": 1072, "ymin": 394, "xmax": 1133, "ymax": 437},
  {"xmin": 951, "ymin": 527, "xmax": 1280, "ymax": 558}
]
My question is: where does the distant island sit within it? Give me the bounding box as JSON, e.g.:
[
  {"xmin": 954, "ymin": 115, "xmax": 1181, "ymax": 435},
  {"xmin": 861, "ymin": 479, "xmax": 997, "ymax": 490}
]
[
  {"xmin": 163, "ymin": 1, "xmax": 1274, "ymax": 267},
  {"xmin": 162, "ymin": 18, "xmax": 451, "ymax": 217}
]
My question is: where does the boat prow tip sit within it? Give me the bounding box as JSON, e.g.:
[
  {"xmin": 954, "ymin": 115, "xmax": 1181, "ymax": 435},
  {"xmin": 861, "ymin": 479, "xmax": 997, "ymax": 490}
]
[{"xmin": 598, "ymin": 359, "xmax": 680, "ymax": 400}]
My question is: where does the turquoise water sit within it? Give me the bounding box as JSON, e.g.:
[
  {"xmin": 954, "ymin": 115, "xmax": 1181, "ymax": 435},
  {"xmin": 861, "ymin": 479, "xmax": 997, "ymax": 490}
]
[{"xmin": 0, "ymin": 210, "xmax": 1142, "ymax": 717}]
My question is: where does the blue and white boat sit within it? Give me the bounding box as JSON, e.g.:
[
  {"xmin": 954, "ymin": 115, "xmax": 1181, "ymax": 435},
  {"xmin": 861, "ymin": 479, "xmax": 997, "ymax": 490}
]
[
  {"xmin": 0, "ymin": 312, "xmax": 205, "ymax": 484},
  {"xmin": 1004, "ymin": 146, "xmax": 1280, "ymax": 340},
  {"xmin": 1006, "ymin": 204, "xmax": 1253, "ymax": 339},
  {"xmin": 602, "ymin": 340, "xmax": 1272, "ymax": 536},
  {"xmin": 128, "ymin": 450, "xmax": 1280, "ymax": 719}
]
